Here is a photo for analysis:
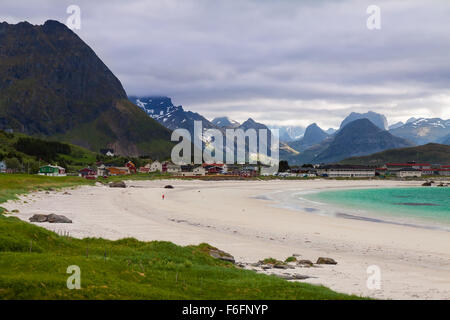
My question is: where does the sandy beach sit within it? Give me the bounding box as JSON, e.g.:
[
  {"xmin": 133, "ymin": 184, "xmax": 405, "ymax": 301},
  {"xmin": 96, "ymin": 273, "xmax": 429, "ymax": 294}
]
[{"xmin": 4, "ymin": 179, "xmax": 450, "ymax": 300}]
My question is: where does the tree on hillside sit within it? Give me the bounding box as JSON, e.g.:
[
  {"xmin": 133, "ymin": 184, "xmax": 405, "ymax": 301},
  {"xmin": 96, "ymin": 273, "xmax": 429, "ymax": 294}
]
[
  {"xmin": 4, "ymin": 157, "xmax": 21, "ymax": 171},
  {"xmin": 279, "ymin": 160, "xmax": 290, "ymax": 172}
]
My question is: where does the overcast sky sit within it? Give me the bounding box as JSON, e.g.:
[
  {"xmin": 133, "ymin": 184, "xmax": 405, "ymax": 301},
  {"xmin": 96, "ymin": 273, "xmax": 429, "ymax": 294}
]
[{"xmin": 2, "ymin": 0, "xmax": 450, "ymax": 129}]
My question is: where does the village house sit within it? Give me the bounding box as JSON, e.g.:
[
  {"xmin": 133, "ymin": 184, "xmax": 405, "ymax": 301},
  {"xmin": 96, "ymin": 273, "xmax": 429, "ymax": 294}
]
[
  {"xmin": 0, "ymin": 161, "xmax": 6, "ymax": 173},
  {"xmin": 193, "ymin": 166, "xmax": 206, "ymax": 176},
  {"xmin": 139, "ymin": 163, "xmax": 151, "ymax": 173},
  {"xmin": 385, "ymin": 162, "xmax": 431, "ymax": 175},
  {"xmin": 316, "ymin": 165, "xmax": 375, "ymax": 178},
  {"xmin": 166, "ymin": 163, "xmax": 182, "ymax": 174},
  {"xmin": 100, "ymin": 148, "xmax": 115, "ymax": 157},
  {"xmin": 202, "ymin": 163, "xmax": 226, "ymax": 175},
  {"xmin": 79, "ymin": 167, "xmax": 97, "ymax": 179},
  {"xmin": 396, "ymin": 167, "xmax": 422, "ymax": 178},
  {"xmin": 107, "ymin": 167, "xmax": 130, "ymax": 176},
  {"xmin": 38, "ymin": 165, "xmax": 66, "ymax": 177},
  {"xmin": 126, "ymin": 161, "xmax": 137, "ymax": 174},
  {"xmin": 240, "ymin": 165, "xmax": 259, "ymax": 177},
  {"xmin": 150, "ymin": 160, "xmax": 162, "ymax": 172},
  {"xmin": 97, "ymin": 164, "xmax": 108, "ymax": 177},
  {"xmin": 436, "ymin": 165, "xmax": 450, "ymax": 176}
]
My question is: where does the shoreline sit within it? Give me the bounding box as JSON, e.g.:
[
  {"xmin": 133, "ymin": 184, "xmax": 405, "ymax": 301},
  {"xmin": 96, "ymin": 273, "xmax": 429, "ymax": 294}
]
[
  {"xmin": 263, "ymin": 186, "xmax": 450, "ymax": 233},
  {"xmin": 3, "ymin": 179, "xmax": 450, "ymax": 299}
]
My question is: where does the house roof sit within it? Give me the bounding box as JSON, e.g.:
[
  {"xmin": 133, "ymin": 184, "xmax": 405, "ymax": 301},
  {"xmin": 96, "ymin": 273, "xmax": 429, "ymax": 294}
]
[
  {"xmin": 386, "ymin": 163, "xmax": 430, "ymax": 166},
  {"xmin": 398, "ymin": 167, "xmax": 422, "ymax": 171},
  {"xmin": 319, "ymin": 164, "xmax": 374, "ymax": 170}
]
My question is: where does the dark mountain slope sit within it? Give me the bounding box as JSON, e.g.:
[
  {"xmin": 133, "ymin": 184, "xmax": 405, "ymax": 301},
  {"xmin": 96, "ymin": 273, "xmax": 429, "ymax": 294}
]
[
  {"xmin": 340, "ymin": 143, "xmax": 450, "ymax": 166},
  {"xmin": 287, "ymin": 123, "xmax": 329, "ymax": 152},
  {"xmin": 314, "ymin": 119, "xmax": 414, "ymax": 163},
  {"xmin": 0, "ymin": 20, "xmax": 172, "ymax": 158}
]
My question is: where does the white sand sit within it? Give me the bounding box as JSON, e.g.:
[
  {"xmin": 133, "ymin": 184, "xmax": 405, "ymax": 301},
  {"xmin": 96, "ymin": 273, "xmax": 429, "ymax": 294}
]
[{"xmin": 4, "ymin": 179, "xmax": 450, "ymax": 299}]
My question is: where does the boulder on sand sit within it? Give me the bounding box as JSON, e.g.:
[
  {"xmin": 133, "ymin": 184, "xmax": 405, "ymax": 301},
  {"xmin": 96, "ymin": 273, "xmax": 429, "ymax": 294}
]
[
  {"xmin": 109, "ymin": 181, "xmax": 126, "ymax": 188},
  {"xmin": 208, "ymin": 249, "xmax": 235, "ymax": 264},
  {"xmin": 316, "ymin": 257, "xmax": 337, "ymax": 265},
  {"xmin": 47, "ymin": 214, "xmax": 72, "ymax": 223},
  {"xmin": 297, "ymin": 259, "xmax": 314, "ymax": 267},
  {"xmin": 29, "ymin": 214, "xmax": 49, "ymax": 222},
  {"xmin": 29, "ymin": 214, "xmax": 72, "ymax": 223}
]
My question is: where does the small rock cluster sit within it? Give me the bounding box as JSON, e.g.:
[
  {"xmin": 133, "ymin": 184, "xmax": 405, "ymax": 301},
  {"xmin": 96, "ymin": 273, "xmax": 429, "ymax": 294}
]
[
  {"xmin": 29, "ymin": 214, "xmax": 72, "ymax": 223},
  {"xmin": 422, "ymin": 181, "xmax": 449, "ymax": 187},
  {"xmin": 208, "ymin": 248, "xmax": 235, "ymax": 264},
  {"xmin": 109, "ymin": 181, "xmax": 126, "ymax": 188},
  {"xmin": 207, "ymin": 249, "xmax": 338, "ymax": 282}
]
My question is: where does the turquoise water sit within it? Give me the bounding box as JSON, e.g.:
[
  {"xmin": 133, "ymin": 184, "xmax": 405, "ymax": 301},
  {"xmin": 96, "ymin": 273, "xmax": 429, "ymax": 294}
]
[{"xmin": 305, "ymin": 187, "xmax": 450, "ymax": 227}]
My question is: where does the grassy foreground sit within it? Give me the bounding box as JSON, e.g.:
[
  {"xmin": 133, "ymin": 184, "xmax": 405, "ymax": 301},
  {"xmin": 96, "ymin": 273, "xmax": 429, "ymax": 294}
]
[{"xmin": 0, "ymin": 174, "xmax": 363, "ymax": 299}]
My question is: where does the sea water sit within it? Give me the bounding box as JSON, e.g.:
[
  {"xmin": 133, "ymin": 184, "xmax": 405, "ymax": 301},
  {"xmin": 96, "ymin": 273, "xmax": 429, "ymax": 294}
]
[{"xmin": 304, "ymin": 187, "xmax": 450, "ymax": 229}]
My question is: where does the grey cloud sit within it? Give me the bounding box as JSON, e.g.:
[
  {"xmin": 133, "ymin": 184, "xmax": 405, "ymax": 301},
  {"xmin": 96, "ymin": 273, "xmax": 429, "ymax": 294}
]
[{"xmin": 1, "ymin": 0, "xmax": 450, "ymax": 127}]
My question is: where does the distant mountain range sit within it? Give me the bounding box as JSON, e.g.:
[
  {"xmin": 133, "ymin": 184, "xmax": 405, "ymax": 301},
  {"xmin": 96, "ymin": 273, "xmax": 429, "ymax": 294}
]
[
  {"xmin": 389, "ymin": 118, "xmax": 450, "ymax": 145},
  {"xmin": 268, "ymin": 125, "xmax": 305, "ymax": 142},
  {"xmin": 0, "ymin": 20, "xmax": 172, "ymax": 158},
  {"xmin": 288, "ymin": 123, "xmax": 329, "ymax": 152},
  {"xmin": 211, "ymin": 117, "xmax": 240, "ymax": 129},
  {"xmin": 311, "ymin": 119, "xmax": 413, "ymax": 164},
  {"xmin": 128, "ymin": 95, "xmax": 449, "ymax": 164},
  {"xmin": 128, "ymin": 96, "xmax": 216, "ymax": 140},
  {"xmin": 340, "ymin": 111, "xmax": 388, "ymax": 130}
]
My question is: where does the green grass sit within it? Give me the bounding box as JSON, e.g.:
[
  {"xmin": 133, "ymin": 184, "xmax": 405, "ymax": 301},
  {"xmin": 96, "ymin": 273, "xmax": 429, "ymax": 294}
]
[
  {"xmin": 0, "ymin": 174, "xmax": 365, "ymax": 300},
  {"xmin": 0, "ymin": 174, "xmax": 94, "ymax": 204},
  {"xmin": 0, "ymin": 215, "xmax": 362, "ymax": 299}
]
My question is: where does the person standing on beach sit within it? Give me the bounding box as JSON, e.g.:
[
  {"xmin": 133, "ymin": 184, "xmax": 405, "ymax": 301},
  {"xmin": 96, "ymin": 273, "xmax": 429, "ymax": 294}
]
[{"xmin": 162, "ymin": 194, "xmax": 165, "ymax": 200}]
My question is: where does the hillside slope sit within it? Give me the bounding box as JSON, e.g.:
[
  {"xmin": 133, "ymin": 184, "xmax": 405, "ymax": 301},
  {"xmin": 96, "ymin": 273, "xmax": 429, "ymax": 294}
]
[
  {"xmin": 0, "ymin": 20, "xmax": 172, "ymax": 158},
  {"xmin": 340, "ymin": 143, "xmax": 450, "ymax": 166},
  {"xmin": 312, "ymin": 119, "xmax": 414, "ymax": 163}
]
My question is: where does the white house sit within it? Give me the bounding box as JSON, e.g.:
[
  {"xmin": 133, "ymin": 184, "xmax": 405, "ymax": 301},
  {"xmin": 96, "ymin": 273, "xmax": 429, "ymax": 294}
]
[
  {"xmin": 0, "ymin": 161, "xmax": 6, "ymax": 173},
  {"xmin": 316, "ymin": 165, "xmax": 375, "ymax": 178},
  {"xmin": 100, "ymin": 149, "xmax": 115, "ymax": 157},
  {"xmin": 166, "ymin": 163, "xmax": 182, "ymax": 173},
  {"xmin": 193, "ymin": 166, "xmax": 206, "ymax": 176},
  {"xmin": 150, "ymin": 161, "xmax": 162, "ymax": 172},
  {"xmin": 397, "ymin": 168, "xmax": 422, "ymax": 178}
]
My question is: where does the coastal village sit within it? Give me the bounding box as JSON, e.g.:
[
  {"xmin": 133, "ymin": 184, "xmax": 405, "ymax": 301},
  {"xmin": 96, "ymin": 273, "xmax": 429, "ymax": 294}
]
[{"xmin": 22, "ymin": 160, "xmax": 450, "ymax": 179}]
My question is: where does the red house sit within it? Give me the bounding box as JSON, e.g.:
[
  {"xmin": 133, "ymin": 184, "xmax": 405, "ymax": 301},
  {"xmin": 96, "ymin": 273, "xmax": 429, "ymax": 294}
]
[
  {"xmin": 79, "ymin": 167, "xmax": 97, "ymax": 179},
  {"xmin": 202, "ymin": 163, "xmax": 224, "ymax": 174},
  {"xmin": 126, "ymin": 161, "xmax": 137, "ymax": 174}
]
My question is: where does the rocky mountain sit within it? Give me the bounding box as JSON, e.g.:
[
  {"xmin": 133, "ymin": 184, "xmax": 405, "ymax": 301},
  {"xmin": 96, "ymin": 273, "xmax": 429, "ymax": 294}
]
[
  {"xmin": 313, "ymin": 119, "xmax": 414, "ymax": 163},
  {"xmin": 325, "ymin": 128, "xmax": 337, "ymax": 135},
  {"xmin": 389, "ymin": 118, "xmax": 450, "ymax": 145},
  {"xmin": 406, "ymin": 117, "xmax": 418, "ymax": 124},
  {"xmin": 237, "ymin": 118, "xmax": 269, "ymax": 131},
  {"xmin": 388, "ymin": 121, "xmax": 404, "ymax": 130},
  {"xmin": 211, "ymin": 117, "xmax": 240, "ymax": 129},
  {"xmin": 268, "ymin": 125, "xmax": 304, "ymax": 142},
  {"xmin": 287, "ymin": 123, "xmax": 329, "ymax": 152},
  {"xmin": 0, "ymin": 20, "xmax": 172, "ymax": 158},
  {"xmin": 282, "ymin": 119, "xmax": 414, "ymax": 165},
  {"xmin": 340, "ymin": 111, "xmax": 388, "ymax": 130},
  {"xmin": 129, "ymin": 96, "xmax": 216, "ymax": 138}
]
